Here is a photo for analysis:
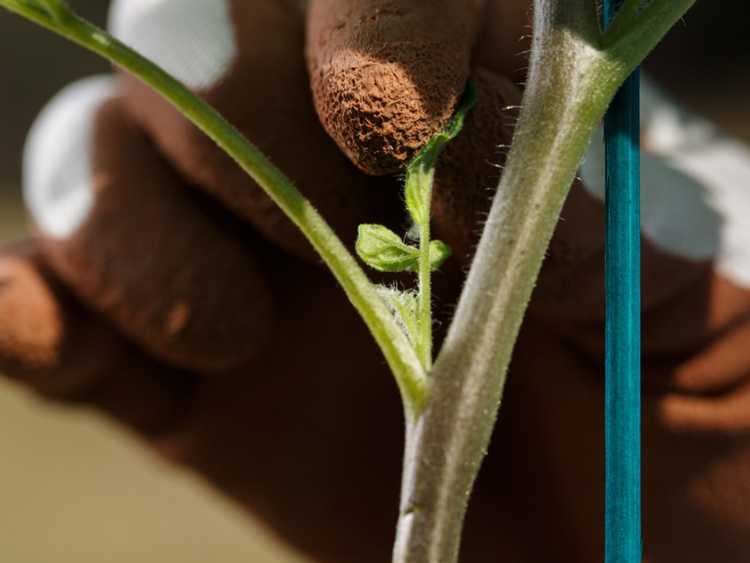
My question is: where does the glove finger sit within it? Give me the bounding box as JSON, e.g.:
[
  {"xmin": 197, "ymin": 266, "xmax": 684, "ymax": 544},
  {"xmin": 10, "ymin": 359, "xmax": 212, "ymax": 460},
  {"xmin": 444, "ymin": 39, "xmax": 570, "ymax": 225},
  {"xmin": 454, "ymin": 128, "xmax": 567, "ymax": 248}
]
[
  {"xmin": 24, "ymin": 76, "xmax": 274, "ymax": 374},
  {"xmin": 0, "ymin": 242, "xmax": 195, "ymax": 437},
  {"xmin": 109, "ymin": 0, "xmax": 391, "ymax": 260},
  {"xmin": 306, "ymin": 0, "xmax": 486, "ymax": 175},
  {"xmin": 0, "ymin": 241, "xmax": 109, "ymax": 394}
]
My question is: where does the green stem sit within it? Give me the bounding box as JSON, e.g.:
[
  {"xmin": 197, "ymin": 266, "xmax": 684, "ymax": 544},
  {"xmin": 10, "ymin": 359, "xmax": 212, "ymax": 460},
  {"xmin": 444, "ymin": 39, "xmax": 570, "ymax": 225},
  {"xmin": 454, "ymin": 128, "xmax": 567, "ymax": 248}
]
[
  {"xmin": 394, "ymin": 6, "xmax": 607, "ymax": 559},
  {"xmin": 417, "ymin": 185, "xmax": 433, "ymax": 371},
  {"xmin": 0, "ymin": 2, "xmax": 428, "ymax": 414},
  {"xmin": 407, "ymin": 86, "xmax": 476, "ymax": 371}
]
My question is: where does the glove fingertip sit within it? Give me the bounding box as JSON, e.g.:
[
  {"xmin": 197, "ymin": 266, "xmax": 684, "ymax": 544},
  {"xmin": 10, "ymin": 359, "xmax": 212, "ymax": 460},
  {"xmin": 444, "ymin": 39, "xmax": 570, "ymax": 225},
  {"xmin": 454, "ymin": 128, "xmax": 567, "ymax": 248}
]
[
  {"xmin": 306, "ymin": 0, "xmax": 485, "ymax": 175},
  {"xmin": 0, "ymin": 244, "xmax": 64, "ymax": 376}
]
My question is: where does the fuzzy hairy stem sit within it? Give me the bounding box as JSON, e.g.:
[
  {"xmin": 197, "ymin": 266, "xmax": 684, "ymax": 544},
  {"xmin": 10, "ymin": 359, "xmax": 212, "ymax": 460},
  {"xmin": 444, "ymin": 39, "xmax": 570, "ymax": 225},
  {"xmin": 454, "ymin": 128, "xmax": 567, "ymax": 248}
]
[
  {"xmin": 0, "ymin": 1, "xmax": 428, "ymax": 415},
  {"xmin": 392, "ymin": 0, "xmax": 694, "ymax": 561},
  {"xmin": 416, "ymin": 192, "xmax": 434, "ymax": 370}
]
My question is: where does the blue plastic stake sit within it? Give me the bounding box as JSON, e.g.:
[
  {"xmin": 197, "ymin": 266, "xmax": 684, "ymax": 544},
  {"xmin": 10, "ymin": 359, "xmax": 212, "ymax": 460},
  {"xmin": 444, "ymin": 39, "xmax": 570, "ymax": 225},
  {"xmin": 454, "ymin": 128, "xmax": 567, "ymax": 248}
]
[{"xmin": 602, "ymin": 1, "xmax": 642, "ymax": 562}]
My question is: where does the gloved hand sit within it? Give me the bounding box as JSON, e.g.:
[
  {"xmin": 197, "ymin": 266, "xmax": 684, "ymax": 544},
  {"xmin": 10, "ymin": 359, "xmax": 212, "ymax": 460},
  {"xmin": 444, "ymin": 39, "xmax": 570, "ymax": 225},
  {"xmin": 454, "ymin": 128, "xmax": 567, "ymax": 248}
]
[{"xmin": 2, "ymin": 1, "xmax": 750, "ymax": 562}]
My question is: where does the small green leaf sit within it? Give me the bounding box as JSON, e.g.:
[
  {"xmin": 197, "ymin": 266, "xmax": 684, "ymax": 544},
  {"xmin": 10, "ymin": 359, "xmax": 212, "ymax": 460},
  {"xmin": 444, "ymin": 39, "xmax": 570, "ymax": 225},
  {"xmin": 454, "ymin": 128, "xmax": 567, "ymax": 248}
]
[
  {"xmin": 356, "ymin": 224, "xmax": 420, "ymax": 272},
  {"xmin": 377, "ymin": 286, "xmax": 419, "ymax": 343},
  {"xmin": 429, "ymin": 240, "xmax": 452, "ymax": 270},
  {"xmin": 405, "ymin": 81, "xmax": 478, "ymax": 226}
]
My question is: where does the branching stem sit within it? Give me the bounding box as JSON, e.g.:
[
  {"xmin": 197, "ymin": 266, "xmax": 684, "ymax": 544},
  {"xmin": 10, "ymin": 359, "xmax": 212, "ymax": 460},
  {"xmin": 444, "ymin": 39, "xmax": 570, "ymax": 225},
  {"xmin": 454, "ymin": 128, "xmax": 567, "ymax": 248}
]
[{"xmin": 0, "ymin": 0, "xmax": 428, "ymax": 415}]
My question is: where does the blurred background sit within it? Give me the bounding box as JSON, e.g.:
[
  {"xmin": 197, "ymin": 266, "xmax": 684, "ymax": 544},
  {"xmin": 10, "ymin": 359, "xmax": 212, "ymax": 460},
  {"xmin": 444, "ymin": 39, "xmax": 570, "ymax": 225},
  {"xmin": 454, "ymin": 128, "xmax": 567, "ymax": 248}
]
[{"xmin": 0, "ymin": 1, "xmax": 748, "ymax": 562}]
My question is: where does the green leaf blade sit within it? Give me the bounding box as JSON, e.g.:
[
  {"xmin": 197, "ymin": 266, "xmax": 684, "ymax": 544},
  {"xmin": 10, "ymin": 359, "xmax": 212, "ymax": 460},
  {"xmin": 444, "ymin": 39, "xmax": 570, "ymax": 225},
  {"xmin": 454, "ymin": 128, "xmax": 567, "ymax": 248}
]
[{"xmin": 356, "ymin": 224, "xmax": 420, "ymax": 273}]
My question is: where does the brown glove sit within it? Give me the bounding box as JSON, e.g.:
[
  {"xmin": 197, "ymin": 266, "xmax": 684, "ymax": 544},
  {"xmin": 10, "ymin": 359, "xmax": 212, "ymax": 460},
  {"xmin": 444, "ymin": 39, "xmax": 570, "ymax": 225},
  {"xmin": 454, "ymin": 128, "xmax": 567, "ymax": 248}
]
[{"xmin": 2, "ymin": 1, "xmax": 750, "ymax": 562}]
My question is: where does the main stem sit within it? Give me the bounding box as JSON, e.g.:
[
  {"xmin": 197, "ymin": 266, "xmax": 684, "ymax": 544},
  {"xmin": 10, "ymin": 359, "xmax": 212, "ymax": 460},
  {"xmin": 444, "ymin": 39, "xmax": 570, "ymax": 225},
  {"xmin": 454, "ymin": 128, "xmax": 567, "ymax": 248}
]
[{"xmin": 393, "ymin": 2, "xmax": 621, "ymax": 561}]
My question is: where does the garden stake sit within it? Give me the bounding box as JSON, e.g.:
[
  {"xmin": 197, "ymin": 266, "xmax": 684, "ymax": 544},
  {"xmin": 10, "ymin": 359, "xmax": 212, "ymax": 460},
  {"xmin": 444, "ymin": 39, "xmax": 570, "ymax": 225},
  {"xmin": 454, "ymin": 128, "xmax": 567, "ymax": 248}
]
[{"xmin": 603, "ymin": 1, "xmax": 642, "ymax": 562}]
